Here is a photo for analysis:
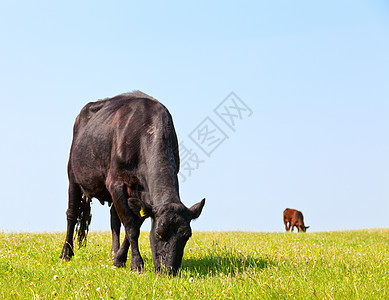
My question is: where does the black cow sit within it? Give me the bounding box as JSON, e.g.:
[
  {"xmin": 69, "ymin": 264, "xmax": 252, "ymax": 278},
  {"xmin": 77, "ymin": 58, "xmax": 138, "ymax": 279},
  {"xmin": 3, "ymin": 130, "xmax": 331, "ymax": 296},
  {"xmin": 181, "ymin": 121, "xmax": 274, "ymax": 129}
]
[
  {"xmin": 283, "ymin": 208, "xmax": 309, "ymax": 232},
  {"xmin": 60, "ymin": 91, "xmax": 205, "ymax": 275}
]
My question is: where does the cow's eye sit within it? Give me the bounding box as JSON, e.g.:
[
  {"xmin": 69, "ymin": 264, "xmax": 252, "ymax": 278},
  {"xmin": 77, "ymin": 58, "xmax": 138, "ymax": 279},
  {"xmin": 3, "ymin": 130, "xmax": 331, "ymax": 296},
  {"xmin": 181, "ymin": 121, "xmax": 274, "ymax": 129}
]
[
  {"xmin": 181, "ymin": 230, "xmax": 192, "ymax": 240},
  {"xmin": 156, "ymin": 226, "xmax": 168, "ymax": 240}
]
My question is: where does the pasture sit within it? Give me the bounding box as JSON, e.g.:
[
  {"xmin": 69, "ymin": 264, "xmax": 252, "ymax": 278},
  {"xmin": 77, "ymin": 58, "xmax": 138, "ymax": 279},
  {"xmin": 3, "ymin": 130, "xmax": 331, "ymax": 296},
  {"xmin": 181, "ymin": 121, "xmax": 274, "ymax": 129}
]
[{"xmin": 0, "ymin": 229, "xmax": 388, "ymax": 299}]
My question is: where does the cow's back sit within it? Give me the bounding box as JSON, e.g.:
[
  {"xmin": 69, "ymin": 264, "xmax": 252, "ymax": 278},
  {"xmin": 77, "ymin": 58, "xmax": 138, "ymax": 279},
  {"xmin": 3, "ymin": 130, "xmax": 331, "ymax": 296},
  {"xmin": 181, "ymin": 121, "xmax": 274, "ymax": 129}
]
[
  {"xmin": 294, "ymin": 210, "xmax": 304, "ymax": 222},
  {"xmin": 284, "ymin": 208, "xmax": 303, "ymax": 222},
  {"xmin": 283, "ymin": 208, "xmax": 295, "ymax": 221},
  {"xmin": 68, "ymin": 92, "xmax": 179, "ymax": 198}
]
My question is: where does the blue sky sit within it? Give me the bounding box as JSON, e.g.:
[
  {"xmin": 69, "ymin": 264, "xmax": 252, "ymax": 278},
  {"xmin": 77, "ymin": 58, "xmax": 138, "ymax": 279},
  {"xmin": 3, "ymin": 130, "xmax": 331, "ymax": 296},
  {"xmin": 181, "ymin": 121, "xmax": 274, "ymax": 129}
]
[{"xmin": 0, "ymin": 1, "xmax": 388, "ymax": 232}]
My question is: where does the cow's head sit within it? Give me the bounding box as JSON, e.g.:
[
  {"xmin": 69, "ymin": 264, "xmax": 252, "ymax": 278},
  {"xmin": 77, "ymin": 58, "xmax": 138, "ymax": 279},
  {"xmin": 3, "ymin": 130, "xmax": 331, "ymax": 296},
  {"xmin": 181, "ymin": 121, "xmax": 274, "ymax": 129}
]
[
  {"xmin": 300, "ymin": 225, "xmax": 310, "ymax": 232},
  {"xmin": 129, "ymin": 197, "xmax": 205, "ymax": 275}
]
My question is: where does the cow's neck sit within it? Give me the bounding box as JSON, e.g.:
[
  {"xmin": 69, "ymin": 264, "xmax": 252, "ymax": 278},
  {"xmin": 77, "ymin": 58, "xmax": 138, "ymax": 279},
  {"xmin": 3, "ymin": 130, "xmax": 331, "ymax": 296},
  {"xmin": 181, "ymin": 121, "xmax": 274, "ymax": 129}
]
[{"xmin": 145, "ymin": 165, "xmax": 181, "ymax": 205}]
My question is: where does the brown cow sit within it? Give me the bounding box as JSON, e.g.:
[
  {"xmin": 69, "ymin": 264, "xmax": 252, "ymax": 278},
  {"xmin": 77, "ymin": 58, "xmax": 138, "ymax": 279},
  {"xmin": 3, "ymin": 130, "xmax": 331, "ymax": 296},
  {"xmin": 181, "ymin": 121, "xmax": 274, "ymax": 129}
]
[{"xmin": 283, "ymin": 208, "xmax": 309, "ymax": 232}]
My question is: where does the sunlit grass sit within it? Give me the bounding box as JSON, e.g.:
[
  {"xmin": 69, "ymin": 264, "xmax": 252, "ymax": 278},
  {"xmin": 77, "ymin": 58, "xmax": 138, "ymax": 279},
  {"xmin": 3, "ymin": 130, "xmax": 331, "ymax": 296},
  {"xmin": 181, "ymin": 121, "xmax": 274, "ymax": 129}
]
[{"xmin": 0, "ymin": 229, "xmax": 388, "ymax": 299}]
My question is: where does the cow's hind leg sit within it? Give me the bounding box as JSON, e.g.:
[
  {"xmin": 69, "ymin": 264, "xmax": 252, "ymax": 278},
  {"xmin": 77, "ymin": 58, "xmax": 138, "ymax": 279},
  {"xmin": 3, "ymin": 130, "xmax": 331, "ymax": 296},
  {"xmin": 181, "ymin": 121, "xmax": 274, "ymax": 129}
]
[
  {"xmin": 110, "ymin": 204, "xmax": 131, "ymax": 267},
  {"xmin": 107, "ymin": 180, "xmax": 144, "ymax": 271},
  {"xmin": 113, "ymin": 237, "xmax": 130, "ymax": 267},
  {"xmin": 110, "ymin": 205, "xmax": 121, "ymax": 258},
  {"xmin": 60, "ymin": 182, "xmax": 83, "ymax": 260}
]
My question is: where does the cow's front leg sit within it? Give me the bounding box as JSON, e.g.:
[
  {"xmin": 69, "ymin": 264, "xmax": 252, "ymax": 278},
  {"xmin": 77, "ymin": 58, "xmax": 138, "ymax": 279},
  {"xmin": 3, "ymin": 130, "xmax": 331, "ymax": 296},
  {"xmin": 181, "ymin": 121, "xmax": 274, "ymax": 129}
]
[
  {"xmin": 110, "ymin": 205, "xmax": 121, "ymax": 258},
  {"xmin": 107, "ymin": 180, "xmax": 144, "ymax": 271},
  {"xmin": 284, "ymin": 221, "xmax": 290, "ymax": 232},
  {"xmin": 112, "ymin": 222, "xmax": 145, "ymax": 269}
]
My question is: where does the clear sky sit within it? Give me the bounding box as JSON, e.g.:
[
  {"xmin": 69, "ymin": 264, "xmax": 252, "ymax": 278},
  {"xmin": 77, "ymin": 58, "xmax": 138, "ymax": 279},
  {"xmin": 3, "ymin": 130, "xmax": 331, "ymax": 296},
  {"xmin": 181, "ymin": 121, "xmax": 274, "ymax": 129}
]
[{"xmin": 0, "ymin": 1, "xmax": 388, "ymax": 233}]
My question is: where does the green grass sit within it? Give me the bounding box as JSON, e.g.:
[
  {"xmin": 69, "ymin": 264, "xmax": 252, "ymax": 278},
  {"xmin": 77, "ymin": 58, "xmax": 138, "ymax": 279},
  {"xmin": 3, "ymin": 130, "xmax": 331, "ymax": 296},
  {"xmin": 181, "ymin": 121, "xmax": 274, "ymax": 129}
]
[{"xmin": 0, "ymin": 229, "xmax": 388, "ymax": 299}]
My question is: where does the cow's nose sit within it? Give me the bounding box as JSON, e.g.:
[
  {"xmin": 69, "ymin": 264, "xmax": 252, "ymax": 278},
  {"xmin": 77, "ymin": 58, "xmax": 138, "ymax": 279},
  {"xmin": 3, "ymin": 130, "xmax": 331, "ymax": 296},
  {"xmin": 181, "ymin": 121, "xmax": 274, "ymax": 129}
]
[{"xmin": 168, "ymin": 267, "xmax": 178, "ymax": 276}]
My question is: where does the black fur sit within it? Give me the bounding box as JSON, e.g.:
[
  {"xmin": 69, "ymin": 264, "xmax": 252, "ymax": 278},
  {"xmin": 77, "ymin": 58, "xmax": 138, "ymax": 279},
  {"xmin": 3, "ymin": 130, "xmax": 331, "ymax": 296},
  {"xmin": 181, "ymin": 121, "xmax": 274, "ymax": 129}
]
[{"xmin": 60, "ymin": 91, "xmax": 205, "ymax": 275}]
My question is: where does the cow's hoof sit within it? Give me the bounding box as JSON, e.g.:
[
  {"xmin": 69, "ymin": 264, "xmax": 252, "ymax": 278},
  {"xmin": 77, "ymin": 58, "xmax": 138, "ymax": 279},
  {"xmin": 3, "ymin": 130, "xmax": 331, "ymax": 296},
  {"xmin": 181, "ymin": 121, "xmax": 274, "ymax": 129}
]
[
  {"xmin": 59, "ymin": 246, "xmax": 74, "ymax": 261},
  {"xmin": 111, "ymin": 264, "xmax": 122, "ymax": 270},
  {"xmin": 131, "ymin": 264, "xmax": 144, "ymax": 273},
  {"xmin": 59, "ymin": 255, "xmax": 72, "ymax": 261},
  {"xmin": 130, "ymin": 256, "xmax": 144, "ymax": 272},
  {"xmin": 113, "ymin": 260, "xmax": 126, "ymax": 268}
]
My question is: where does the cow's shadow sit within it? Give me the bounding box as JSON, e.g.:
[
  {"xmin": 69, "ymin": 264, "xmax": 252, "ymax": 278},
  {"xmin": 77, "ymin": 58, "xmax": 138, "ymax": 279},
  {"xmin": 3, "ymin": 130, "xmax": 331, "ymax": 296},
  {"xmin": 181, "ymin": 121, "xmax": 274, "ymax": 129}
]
[{"xmin": 181, "ymin": 255, "xmax": 270, "ymax": 277}]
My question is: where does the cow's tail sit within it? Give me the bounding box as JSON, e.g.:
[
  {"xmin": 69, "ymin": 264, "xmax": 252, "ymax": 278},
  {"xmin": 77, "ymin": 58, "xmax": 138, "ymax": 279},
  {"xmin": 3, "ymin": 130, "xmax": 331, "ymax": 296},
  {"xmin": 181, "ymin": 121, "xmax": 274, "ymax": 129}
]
[{"xmin": 75, "ymin": 195, "xmax": 92, "ymax": 247}]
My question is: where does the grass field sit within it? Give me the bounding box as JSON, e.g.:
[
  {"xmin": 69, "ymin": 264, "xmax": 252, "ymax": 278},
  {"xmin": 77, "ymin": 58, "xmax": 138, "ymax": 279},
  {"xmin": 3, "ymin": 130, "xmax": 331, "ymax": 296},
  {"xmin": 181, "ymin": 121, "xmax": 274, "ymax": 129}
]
[{"xmin": 0, "ymin": 229, "xmax": 388, "ymax": 299}]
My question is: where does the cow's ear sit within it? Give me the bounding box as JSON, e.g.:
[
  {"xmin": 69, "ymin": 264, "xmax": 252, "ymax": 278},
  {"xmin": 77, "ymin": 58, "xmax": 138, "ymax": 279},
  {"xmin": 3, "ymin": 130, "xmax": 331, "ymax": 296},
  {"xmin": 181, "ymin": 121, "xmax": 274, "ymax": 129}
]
[
  {"xmin": 189, "ymin": 198, "xmax": 205, "ymax": 220},
  {"xmin": 128, "ymin": 197, "xmax": 153, "ymax": 218},
  {"xmin": 305, "ymin": 226, "xmax": 310, "ymax": 230}
]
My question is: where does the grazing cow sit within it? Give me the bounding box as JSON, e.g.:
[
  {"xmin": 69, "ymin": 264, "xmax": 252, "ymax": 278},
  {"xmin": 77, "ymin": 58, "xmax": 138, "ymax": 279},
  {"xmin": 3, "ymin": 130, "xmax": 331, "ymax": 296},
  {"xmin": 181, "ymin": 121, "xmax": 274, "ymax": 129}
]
[
  {"xmin": 60, "ymin": 91, "xmax": 205, "ymax": 275},
  {"xmin": 283, "ymin": 208, "xmax": 309, "ymax": 232}
]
